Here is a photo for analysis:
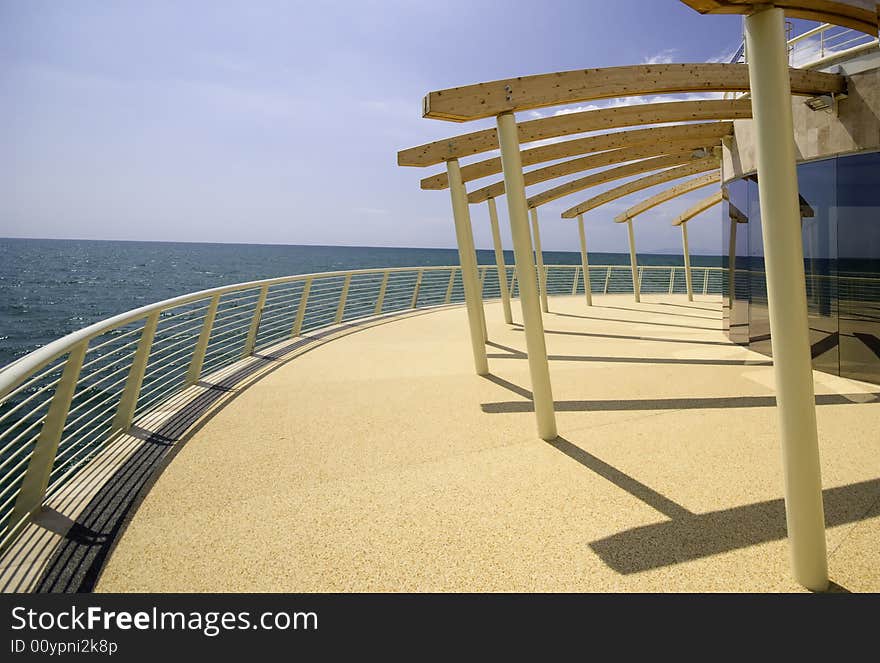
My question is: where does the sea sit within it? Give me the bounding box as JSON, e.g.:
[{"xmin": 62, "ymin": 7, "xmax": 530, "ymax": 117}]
[{"xmin": 0, "ymin": 238, "xmax": 721, "ymax": 369}]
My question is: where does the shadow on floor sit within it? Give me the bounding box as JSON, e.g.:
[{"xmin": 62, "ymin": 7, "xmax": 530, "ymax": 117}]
[
  {"xmin": 548, "ymin": 313, "xmax": 720, "ymax": 331},
  {"xmin": 482, "ymin": 392, "xmax": 879, "ymax": 414},
  {"xmin": 550, "ymin": 437, "xmax": 879, "ymax": 579},
  {"xmin": 28, "ymin": 311, "xmax": 425, "ymax": 593},
  {"xmin": 586, "ymin": 304, "xmax": 720, "ymax": 321},
  {"xmin": 510, "ymin": 328, "xmax": 735, "ymax": 347}
]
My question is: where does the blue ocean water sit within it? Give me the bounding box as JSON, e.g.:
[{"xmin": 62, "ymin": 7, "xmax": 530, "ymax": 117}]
[{"xmin": 0, "ymin": 238, "xmax": 721, "ymax": 368}]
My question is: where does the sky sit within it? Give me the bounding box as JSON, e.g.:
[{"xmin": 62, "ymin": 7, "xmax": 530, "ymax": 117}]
[{"xmin": 0, "ymin": 1, "xmax": 815, "ymax": 254}]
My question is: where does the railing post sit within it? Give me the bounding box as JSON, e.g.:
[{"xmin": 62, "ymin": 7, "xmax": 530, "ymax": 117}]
[
  {"xmin": 374, "ymin": 271, "xmax": 390, "ymax": 315},
  {"xmin": 746, "ymin": 5, "xmax": 827, "ymax": 591},
  {"xmin": 497, "ymin": 111, "xmax": 556, "ymax": 440},
  {"xmin": 530, "ymin": 207, "xmax": 549, "ymax": 313},
  {"xmin": 604, "ymin": 267, "xmax": 612, "ymax": 294},
  {"xmin": 292, "ymin": 277, "xmax": 312, "ymax": 336},
  {"xmin": 243, "ymin": 284, "xmax": 269, "ymax": 356},
  {"xmin": 669, "ymin": 267, "xmax": 676, "ymax": 295},
  {"xmin": 626, "ymin": 219, "xmax": 640, "ymax": 303},
  {"xmin": 509, "ymin": 271, "xmax": 517, "ymax": 297},
  {"xmin": 335, "ymin": 274, "xmax": 352, "ymax": 324},
  {"xmin": 682, "ymin": 222, "xmax": 694, "ymax": 302},
  {"xmin": 444, "ymin": 269, "xmax": 456, "ymax": 305},
  {"xmin": 9, "ymin": 340, "xmax": 88, "ymax": 527},
  {"xmin": 571, "ymin": 266, "xmax": 580, "ymax": 296},
  {"xmin": 487, "ymin": 197, "xmax": 513, "ymax": 324},
  {"xmin": 410, "ymin": 269, "xmax": 423, "ymax": 309},
  {"xmin": 112, "ymin": 310, "xmax": 160, "ymax": 432},
  {"xmin": 577, "ymin": 214, "xmax": 593, "ymax": 306},
  {"xmin": 185, "ymin": 294, "xmax": 220, "ymax": 386},
  {"xmin": 703, "ymin": 269, "xmax": 710, "ymax": 295}
]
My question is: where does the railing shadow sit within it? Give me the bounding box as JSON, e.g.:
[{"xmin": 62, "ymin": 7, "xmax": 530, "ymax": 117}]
[{"xmin": 27, "ymin": 309, "xmax": 435, "ymax": 593}]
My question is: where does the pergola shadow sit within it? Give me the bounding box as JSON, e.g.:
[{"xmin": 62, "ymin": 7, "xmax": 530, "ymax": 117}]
[
  {"xmin": 481, "ymin": 393, "xmax": 879, "ymax": 413},
  {"xmin": 550, "ymin": 436, "xmax": 878, "ymax": 582}
]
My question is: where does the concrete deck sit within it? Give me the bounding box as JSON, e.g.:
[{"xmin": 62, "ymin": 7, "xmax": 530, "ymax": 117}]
[{"xmin": 96, "ymin": 294, "xmax": 880, "ymax": 592}]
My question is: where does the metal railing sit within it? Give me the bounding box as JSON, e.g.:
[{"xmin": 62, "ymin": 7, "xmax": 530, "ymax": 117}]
[
  {"xmin": 0, "ymin": 262, "xmax": 722, "ymax": 550},
  {"xmin": 788, "ymin": 22, "xmax": 878, "ymax": 68}
]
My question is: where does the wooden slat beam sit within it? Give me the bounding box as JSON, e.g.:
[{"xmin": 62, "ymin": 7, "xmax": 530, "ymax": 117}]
[
  {"xmin": 527, "ymin": 153, "xmax": 715, "ymax": 210},
  {"xmin": 615, "ymin": 179, "xmax": 721, "ymax": 223},
  {"xmin": 680, "ymin": 1, "xmax": 878, "ymax": 36},
  {"xmin": 399, "ymin": 98, "xmax": 752, "ymax": 168},
  {"xmin": 561, "ymin": 160, "xmax": 720, "ymax": 218},
  {"xmin": 671, "ymin": 191, "xmax": 724, "ymax": 225},
  {"xmin": 421, "ymin": 64, "xmax": 844, "ymax": 122},
  {"xmin": 422, "ymin": 120, "xmax": 734, "ymax": 190},
  {"xmin": 468, "ymin": 139, "xmax": 722, "ymax": 204}
]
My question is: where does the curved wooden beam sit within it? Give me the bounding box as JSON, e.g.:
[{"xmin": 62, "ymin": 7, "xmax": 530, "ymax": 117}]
[
  {"xmin": 422, "ymin": 120, "xmax": 734, "ymax": 191},
  {"xmin": 680, "ymin": 1, "xmax": 878, "ymax": 36},
  {"xmin": 527, "ymin": 153, "xmax": 715, "ymax": 210},
  {"xmin": 671, "ymin": 191, "xmax": 724, "ymax": 226},
  {"xmin": 421, "ymin": 63, "xmax": 843, "ymax": 122},
  {"xmin": 616, "ymin": 176, "xmax": 721, "ymax": 223},
  {"xmin": 561, "ymin": 160, "xmax": 720, "ymax": 218},
  {"xmin": 399, "ymin": 98, "xmax": 751, "ymax": 168},
  {"xmin": 468, "ymin": 138, "xmax": 722, "ymax": 204}
]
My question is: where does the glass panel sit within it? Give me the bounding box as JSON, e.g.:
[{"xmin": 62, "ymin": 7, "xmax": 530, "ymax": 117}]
[
  {"xmin": 747, "ymin": 175, "xmax": 771, "ymax": 356},
  {"xmin": 799, "ymin": 158, "xmax": 838, "ymax": 376},
  {"xmin": 838, "ymin": 151, "xmax": 880, "ymax": 384},
  {"xmin": 723, "ymin": 178, "xmax": 750, "ymax": 344}
]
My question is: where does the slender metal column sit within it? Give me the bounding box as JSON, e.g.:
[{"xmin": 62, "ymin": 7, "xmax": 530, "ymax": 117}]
[
  {"xmin": 746, "ymin": 5, "xmax": 827, "ymax": 591},
  {"xmin": 577, "ymin": 214, "xmax": 593, "ymax": 306},
  {"xmin": 530, "ymin": 208, "xmax": 549, "ymax": 313},
  {"xmin": 626, "ymin": 219, "xmax": 640, "ymax": 303},
  {"xmin": 447, "ymin": 158, "xmax": 489, "ymax": 376},
  {"xmin": 497, "ymin": 112, "xmax": 557, "ymax": 440},
  {"xmin": 243, "ymin": 284, "xmax": 269, "ymax": 356},
  {"xmin": 681, "ymin": 222, "xmax": 694, "ymax": 302},
  {"xmin": 487, "ymin": 198, "xmax": 513, "ymax": 324},
  {"xmin": 112, "ymin": 310, "xmax": 160, "ymax": 432},
  {"xmin": 293, "ymin": 277, "xmax": 312, "ymax": 336},
  {"xmin": 186, "ymin": 293, "xmax": 220, "ymax": 385},
  {"xmin": 10, "ymin": 340, "xmax": 88, "ymax": 527}
]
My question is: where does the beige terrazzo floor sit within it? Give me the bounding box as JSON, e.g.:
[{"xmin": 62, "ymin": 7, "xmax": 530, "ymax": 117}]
[{"xmin": 96, "ymin": 294, "xmax": 880, "ymax": 592}]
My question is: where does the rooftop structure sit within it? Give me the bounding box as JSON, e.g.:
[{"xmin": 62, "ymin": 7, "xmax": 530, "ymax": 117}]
[{"xmin": 0, "ymin": 2, "xmax": 878, "ymax": 593}]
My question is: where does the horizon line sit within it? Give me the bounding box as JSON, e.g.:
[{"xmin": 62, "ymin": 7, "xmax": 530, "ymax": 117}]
[{"xmin": 0, "ymin": 236, "xmax": 724, "ymax": 257}]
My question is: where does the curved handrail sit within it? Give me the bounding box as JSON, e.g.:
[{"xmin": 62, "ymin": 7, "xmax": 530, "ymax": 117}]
[
  {"xmin": 0, "ymin": 262, "xmax": 725, "ymax": 553},
  {"xmin": 0, "ymin": 265, "xmax": 458, "ymax": 400}
]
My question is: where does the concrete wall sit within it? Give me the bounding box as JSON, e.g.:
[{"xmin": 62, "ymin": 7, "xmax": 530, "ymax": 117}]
[{"xmin": 723, "ymin": 59, "xmax": 880, "ymax": 182}]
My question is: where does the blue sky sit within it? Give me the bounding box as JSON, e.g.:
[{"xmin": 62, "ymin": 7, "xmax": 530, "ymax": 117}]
[{"xmin": 0, "ymin": 1, "xmax": 808, "ymax": 254}]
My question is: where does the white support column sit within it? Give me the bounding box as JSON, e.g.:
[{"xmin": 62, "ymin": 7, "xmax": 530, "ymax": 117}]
[
  {"xmin": 681, "ymin": 222, "xmax": 694, "ymax": 302},
  {"xmin": 626, "ymin": 219, "xmax": 640, "ymax": 303},
  {"xmin": 497, "ymin": 112, "xmax": 557, "ymax": 441},
  {"xmin": 746, "ymin": 5, "xmax": 827, "ymax": 592},
  {"xmin": 530, "ymin": 207, "xmax": 549, "ymax": 313},
  {"xmin": 447, "ymin": 158, "xmax": 489, "ymax": 376},
  {"xmin": 577, "ymin": 214, "xmax": 593, "ymax": 306},
  {"xmin": 487, "ymin": 198, "xmax": 513, "ymax": 324}
]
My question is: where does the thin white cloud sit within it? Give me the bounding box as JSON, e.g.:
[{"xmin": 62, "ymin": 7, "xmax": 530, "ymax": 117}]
[{"xmin": 642, "ymin": 48, "xmax": 679, "ymax": 65}]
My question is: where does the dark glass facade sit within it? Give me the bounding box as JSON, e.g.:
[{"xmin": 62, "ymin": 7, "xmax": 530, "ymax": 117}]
[{"xmin": 722, "ymin": 150, "xmax": 880, "ymax": 384}]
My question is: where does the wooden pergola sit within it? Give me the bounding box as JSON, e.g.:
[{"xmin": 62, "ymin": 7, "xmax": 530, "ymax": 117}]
[{"xmin": 397, "ymin": 0, "xmax": 878, "ymax": 592}]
